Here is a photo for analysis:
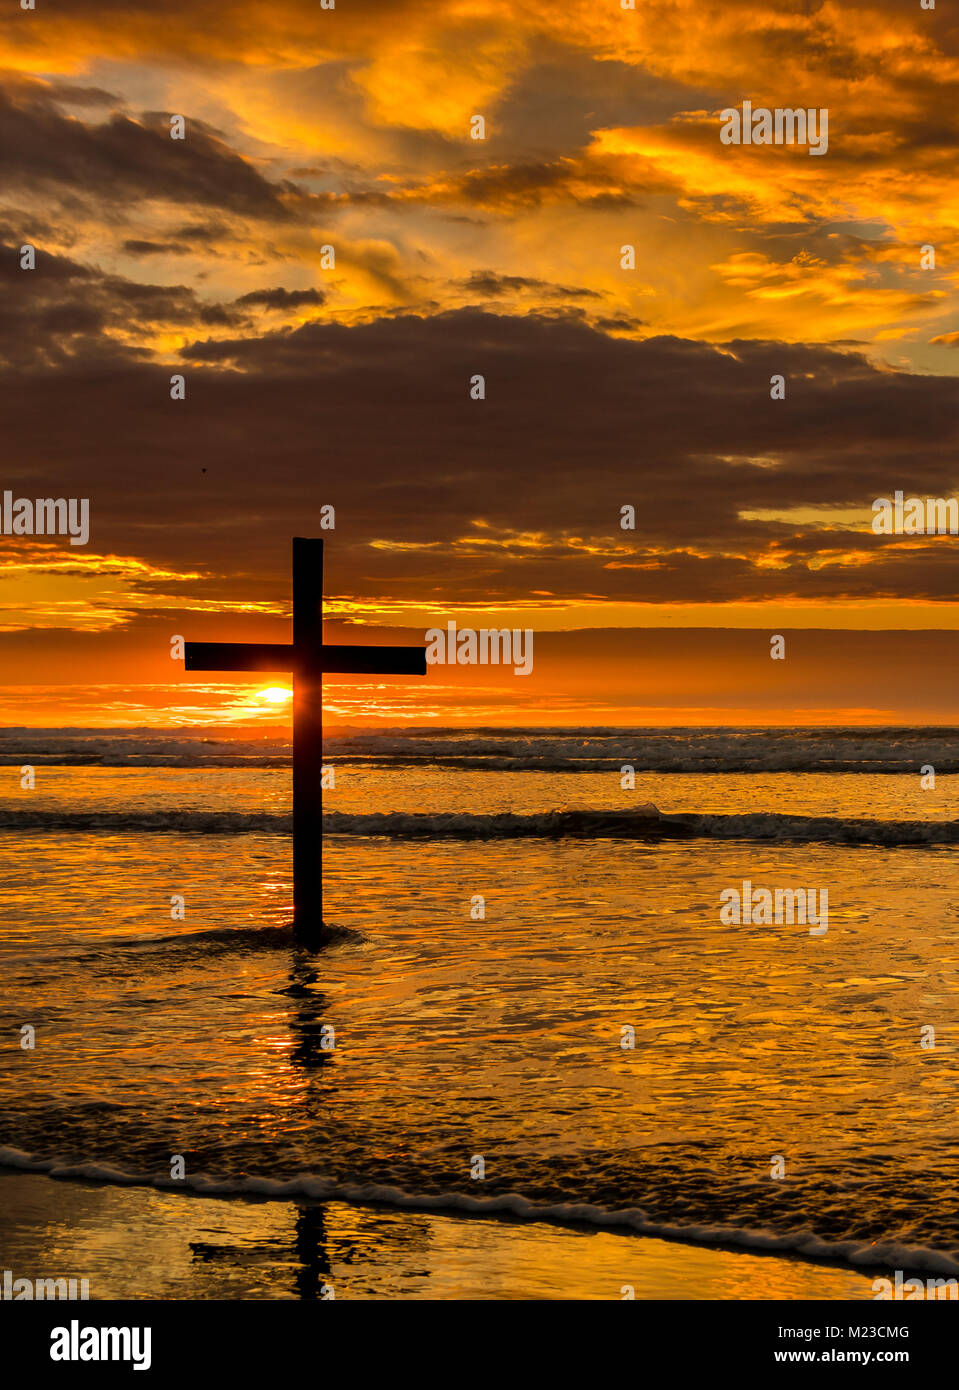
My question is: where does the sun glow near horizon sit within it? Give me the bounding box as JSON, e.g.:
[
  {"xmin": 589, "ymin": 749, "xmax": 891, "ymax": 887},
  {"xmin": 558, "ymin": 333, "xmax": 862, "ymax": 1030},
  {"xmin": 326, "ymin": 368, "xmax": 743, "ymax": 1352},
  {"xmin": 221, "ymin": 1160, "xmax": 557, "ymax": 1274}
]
[{"xmin": 256, "ymin": 686, "xmax": 293, "ymax": 705}]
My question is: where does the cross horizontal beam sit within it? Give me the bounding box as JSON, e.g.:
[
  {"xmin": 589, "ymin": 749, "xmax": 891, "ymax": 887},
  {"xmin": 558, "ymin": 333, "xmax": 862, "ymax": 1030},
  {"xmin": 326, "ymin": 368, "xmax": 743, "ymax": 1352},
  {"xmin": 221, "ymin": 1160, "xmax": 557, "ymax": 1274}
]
[
  {"xmin": 184, "ymin": 641, "xmax": 427, "ymax": 676},
  {"xmin": 184, "ymin": 642, "xmax": 292, "ymax": 672},
  {"xmin": 323, "ymin": 644, "xmax": 427, "ymax": 675}
]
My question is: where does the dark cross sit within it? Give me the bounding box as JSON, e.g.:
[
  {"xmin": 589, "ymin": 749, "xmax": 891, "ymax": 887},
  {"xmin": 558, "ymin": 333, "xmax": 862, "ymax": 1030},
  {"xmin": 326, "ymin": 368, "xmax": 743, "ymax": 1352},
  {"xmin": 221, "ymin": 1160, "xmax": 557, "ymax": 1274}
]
[{"xmin": 184, "ymin": 537, "xmax": 426, "ymax": 942}]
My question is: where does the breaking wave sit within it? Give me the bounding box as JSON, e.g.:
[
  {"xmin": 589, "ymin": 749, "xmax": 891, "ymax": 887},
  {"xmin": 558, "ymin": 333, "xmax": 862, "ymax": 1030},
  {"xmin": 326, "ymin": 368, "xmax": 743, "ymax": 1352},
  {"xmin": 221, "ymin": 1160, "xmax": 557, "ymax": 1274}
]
[
  {"xmin": 0, "ymin": 1146, "xmax": 955, "ymax": 1277},
  {"xmin": 1, "ymin": 726, "xmax": 957, "ymax": 772},
  {"xmin": 3, "ymin": 804, "xmax": 958, "ymax": 846}
]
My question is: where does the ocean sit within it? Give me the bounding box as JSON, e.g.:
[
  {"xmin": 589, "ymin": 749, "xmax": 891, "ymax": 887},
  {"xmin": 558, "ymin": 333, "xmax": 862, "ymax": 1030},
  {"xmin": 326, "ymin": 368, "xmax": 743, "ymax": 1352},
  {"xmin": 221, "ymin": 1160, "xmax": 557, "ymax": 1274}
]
[{"xmin": 2, "ymin": 726, "xmax": 958, "ymax": 1295}]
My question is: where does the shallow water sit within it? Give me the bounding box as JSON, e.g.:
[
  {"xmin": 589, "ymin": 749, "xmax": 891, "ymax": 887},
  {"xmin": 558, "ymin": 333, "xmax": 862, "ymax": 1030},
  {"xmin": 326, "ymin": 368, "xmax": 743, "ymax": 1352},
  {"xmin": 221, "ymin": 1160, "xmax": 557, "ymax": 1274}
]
[
  {"xmin": 0, "ymin": 1172, "xmax": 898, "ymax": 1300},
  {"xmin": 2, "ymin": 733, "xmax": 958, "ymax": 1275},
  {"xmin": 2, "ymin": 761, "xmax": 959, "ymax": 821}
]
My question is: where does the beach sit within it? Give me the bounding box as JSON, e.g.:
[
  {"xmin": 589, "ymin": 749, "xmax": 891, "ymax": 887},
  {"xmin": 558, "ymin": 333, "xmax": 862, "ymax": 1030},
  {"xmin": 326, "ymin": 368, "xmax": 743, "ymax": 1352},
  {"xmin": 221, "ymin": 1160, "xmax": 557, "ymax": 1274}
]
[{"xmin": 0, "ymin": 1172, "xmax": 890, "ymax": 1300}]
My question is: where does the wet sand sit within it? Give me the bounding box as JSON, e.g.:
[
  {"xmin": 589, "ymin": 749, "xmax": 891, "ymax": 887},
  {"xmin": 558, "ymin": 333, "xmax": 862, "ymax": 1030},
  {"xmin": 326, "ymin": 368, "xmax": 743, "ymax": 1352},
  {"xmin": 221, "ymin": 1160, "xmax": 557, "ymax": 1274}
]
[{"xmin": 0, "ymin": 1172, "xmax": 889, "ymax": 1300}]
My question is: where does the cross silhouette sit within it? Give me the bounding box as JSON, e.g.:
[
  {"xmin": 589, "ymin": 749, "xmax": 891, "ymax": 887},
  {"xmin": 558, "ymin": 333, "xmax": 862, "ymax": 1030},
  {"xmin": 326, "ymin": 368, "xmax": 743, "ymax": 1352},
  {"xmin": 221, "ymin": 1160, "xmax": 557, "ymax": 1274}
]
[{"xmin": 184, "ymin": 537, "xmax": 426, "ymax": 942}]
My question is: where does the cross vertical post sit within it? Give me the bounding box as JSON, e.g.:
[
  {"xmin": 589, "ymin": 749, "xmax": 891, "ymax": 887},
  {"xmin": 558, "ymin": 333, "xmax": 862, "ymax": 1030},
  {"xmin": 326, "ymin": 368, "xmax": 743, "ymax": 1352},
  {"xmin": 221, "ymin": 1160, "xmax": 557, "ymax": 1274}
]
[{"xmin": 293, "ymin": 537, "xmax": 325, "ymax": 932}]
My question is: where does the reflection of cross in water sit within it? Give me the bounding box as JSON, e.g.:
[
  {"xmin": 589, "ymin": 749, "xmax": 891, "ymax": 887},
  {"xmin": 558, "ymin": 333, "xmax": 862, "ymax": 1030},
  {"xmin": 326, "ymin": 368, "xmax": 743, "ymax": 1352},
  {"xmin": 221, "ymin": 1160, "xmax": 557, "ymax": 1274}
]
[
  {"xmin": 282, "ymin": 957, "xmax": 335, "ymax": 1073},
  {"xmin": 188, "ymin": 1205, "xmax": 335, "ymax": 1298},
  {"xmin": 184, "ymin": 538, "xmax": 426, "ymax": 943},
  {"xmin": 293, "ymin": 1204, "xmax": 333, "ymax": 1301}
]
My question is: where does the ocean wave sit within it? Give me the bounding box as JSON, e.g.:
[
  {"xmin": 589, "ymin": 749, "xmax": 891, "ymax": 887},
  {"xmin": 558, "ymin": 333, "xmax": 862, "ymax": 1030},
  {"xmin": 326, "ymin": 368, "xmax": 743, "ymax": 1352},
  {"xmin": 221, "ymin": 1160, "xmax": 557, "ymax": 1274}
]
[
  {"xmin": 2, "ymin": 726, "xmax": 958, "ymax": 772},
  {"xmin": 63, "ymin": 921, "xmax": 364, "ymax": 965},
  {"xmin": 334, "ymin": 809, "xmax": 959, "ymax": 845},
  {"xmin": 1, "ymin": 1146, "xmax": 955, "ymax": 1277},
  {"xmin": 2, "ymin": 804, "xmax": 958, "ymax": 845},
  {"xmin": 0, "ymin": 808, "xmax": 291, "ymax": 833}
]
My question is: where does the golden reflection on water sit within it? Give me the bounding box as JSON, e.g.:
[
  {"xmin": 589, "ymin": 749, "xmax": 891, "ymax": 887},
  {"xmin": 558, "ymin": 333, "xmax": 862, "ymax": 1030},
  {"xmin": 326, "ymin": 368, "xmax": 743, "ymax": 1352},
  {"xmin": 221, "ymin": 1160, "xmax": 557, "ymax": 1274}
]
[
  {"xmin": 0, "ymin": 1173, "xmax": 900, "ymax": 1301},
  {"xmin": 4, "ymin": 763, "xmax": 959, "ymax": 821},
  {"xmin": 3, "ymin": 764, "xmax": 959, "ymax": 1293}
]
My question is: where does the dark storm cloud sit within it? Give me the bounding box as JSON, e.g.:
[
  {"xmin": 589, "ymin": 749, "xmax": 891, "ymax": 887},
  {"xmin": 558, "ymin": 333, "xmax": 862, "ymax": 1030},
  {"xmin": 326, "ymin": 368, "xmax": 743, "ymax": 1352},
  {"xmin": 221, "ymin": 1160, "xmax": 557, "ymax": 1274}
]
[
  {"xmin": 273, "ymin": 155, "xmax": 660, "ymax": 214},
  {"xmin": 173, "ymin": 222, "xmax": 233, "ymax": 242},
  {"xmin": 123, "ymin": 240, "xmax": 192, "ymax": 257},
  {"xmin": 39, "ymin": 81, "xmax": 121, "ymax": 108},
  {"xmin": 459, "ymin": 271, "xmax": 602, "ymax": 301},
  {"xmin": 0, "ymin": 243, "xmax": 246, "ymax": 366},
  {"xmin": 2, "ymin": 309, "xmax": 958, "ymax": 608},
  {"xmin": 0, "ymin": 74, "xmax": 296, "ymax": 218},
  {"xmin": 236, "ymin": 287, "xmax": 326, "ymax": 310},
  {"xmin": 450, "ymin": 159, "xmax": 642, "ymax": 210}
]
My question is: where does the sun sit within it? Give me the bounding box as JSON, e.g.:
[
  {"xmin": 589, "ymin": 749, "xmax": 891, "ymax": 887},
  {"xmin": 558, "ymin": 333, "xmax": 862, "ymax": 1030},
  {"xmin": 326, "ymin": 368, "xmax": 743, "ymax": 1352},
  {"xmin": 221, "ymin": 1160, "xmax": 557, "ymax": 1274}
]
[{"xmin": 256, "ymin": 686, "xmax": 292, "ymax": 705}]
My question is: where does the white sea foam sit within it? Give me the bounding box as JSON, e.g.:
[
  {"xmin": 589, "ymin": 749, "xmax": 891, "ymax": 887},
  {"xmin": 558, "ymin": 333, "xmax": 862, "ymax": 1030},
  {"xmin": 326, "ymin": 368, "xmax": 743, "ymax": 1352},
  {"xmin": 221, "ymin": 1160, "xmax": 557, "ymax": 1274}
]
[{"xmin": 1, "ymin": 1146, "xmax": 955, "ymax": 1277}]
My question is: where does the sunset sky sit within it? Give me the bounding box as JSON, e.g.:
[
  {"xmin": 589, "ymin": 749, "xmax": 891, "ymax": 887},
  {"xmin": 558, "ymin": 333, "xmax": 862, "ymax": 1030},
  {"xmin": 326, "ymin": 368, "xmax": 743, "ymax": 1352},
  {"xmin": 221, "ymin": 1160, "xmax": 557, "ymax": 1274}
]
[{"xmin": 1, "ymin": 0, "xmax": 958, "ymax": 726}]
